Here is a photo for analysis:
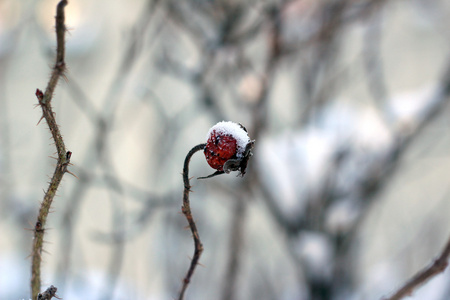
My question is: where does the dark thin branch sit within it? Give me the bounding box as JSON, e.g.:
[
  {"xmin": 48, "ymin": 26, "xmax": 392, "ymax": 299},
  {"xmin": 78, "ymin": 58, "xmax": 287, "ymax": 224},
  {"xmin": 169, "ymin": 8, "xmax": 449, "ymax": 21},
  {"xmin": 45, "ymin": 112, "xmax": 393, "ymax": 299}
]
[
  {"xmin": 31, "ymin": 1, "xmax": 69, "ymax": 299},
  {"xmin": 383, "ymin": 235, "xmax": 450, "ymax": 300},
  {"xmin": 178, "ymin": 143, "xmax": 206, "ymax": 300},
  {"xmin": 221, "ymin": 197, "xmax": 247, "ymax": 300}
]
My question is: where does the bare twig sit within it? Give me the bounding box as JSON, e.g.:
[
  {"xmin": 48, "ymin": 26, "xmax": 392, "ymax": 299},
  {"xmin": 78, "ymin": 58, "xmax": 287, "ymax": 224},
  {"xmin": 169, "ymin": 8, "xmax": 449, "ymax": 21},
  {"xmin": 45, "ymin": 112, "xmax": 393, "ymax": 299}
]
[
  {"xmin": 178, "ymin": 143, "xmax": 206, "ymax": 300},
  {"xmin": 383, "ymin": 235, "xmax": 450, "ymax": 300},
  {"xmin": 31, "ymin": 1, "xmax": 69, "ymax": 299}
]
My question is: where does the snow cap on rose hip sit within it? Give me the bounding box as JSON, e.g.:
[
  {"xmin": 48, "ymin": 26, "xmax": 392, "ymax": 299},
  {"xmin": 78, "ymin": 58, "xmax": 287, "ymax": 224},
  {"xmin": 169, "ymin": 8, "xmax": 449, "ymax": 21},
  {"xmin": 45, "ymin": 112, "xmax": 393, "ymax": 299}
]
[{"xmin": 200, "ymin": 121, "xmax": 255, "ymax": 179}]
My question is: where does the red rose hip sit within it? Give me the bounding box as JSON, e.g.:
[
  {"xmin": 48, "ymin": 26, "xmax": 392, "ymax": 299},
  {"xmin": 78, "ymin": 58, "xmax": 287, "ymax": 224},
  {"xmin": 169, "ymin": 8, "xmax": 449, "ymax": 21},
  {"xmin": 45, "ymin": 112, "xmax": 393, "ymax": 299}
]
[
  {"xmin": 205, "ymin": 131, "xmax": 238, "ymax": 170},
  {"xmin": 202, "ymin": 121, "xmax": 255, "ymax": 178}
]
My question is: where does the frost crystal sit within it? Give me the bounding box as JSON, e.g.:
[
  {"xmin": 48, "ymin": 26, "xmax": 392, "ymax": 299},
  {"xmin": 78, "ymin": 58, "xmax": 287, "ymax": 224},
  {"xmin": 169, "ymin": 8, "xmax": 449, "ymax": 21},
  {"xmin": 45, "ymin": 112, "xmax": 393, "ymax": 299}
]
[{"xmin": 206, "ymin": 121, "xmax": 250, "ymax": 158}]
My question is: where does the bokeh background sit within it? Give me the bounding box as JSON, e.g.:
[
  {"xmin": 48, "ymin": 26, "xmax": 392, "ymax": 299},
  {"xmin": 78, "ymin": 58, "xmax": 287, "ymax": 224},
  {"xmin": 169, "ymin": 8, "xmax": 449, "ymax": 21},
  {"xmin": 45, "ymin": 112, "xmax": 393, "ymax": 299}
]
[{"xmin": 1, "ymin": 0, "xmax": 450, "ymax": 299}]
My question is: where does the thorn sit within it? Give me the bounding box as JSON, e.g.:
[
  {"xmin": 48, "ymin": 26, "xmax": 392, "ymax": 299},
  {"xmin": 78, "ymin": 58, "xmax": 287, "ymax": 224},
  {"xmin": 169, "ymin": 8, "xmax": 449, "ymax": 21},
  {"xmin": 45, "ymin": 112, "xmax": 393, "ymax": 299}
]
[
  {"xmin": 36, "ymin": 115, "xmax": 45, "ymax": 126},
  {"xmin": 66, "ymin": 170, "xmax": 79, "ymax": 179},
  {"xmin": 61, "ymin": 73, "xmax": 69, "ymax": 83}
]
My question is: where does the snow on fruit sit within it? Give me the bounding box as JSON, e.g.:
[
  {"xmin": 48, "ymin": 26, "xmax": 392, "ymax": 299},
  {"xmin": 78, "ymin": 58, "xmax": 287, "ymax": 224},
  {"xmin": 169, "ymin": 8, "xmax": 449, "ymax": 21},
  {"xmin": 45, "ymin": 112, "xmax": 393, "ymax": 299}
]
[{"xmin": 202, "ymin": 121, "xmax": 255, "ymax": 179}]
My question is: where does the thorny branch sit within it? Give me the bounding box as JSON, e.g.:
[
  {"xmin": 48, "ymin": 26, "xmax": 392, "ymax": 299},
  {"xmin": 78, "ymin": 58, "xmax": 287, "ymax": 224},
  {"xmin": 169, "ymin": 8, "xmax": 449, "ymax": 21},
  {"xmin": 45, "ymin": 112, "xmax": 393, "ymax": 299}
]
[
  {"xmin": 42, "ymin": 0, "xmax": 67, "ymax": 107},
  {"xmin": 178, "ymin": 143, "xmax": 206, "ymax": 300},
  {"xmin": 31, "ymin": 1, "xmax": 70, "ymax": 299},
  {"xmin": 383, "ymin": 235, "xmax": 450, "ymax": 300}
]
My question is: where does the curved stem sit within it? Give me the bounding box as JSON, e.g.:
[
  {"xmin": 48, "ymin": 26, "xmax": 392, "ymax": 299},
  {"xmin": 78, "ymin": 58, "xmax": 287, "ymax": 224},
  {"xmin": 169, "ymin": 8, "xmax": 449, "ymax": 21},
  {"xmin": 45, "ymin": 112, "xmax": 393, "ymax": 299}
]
[{"xmin": 178, "ymin": 143, "xmax": 206, "ymax": 300}]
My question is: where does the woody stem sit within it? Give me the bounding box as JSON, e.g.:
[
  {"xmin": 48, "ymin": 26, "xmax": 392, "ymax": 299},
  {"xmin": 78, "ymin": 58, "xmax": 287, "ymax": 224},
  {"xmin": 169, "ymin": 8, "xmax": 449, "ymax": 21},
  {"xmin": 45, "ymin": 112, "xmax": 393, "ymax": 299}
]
[
  {"xmin": 31, "ymin": 1, "xmax": 68, "ymax": 299},
  {"xmin": 178, "ymin": 143, "xmax": 206, "ymax": 300}
]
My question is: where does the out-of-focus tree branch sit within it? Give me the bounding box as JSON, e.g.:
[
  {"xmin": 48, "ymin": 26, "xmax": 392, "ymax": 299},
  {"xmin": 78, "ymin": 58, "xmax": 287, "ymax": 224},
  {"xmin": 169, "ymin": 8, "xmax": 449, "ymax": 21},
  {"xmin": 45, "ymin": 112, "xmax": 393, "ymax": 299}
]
[{"xmin": 383, "ymin": 235, "xmax": 450, "ymax": 300}]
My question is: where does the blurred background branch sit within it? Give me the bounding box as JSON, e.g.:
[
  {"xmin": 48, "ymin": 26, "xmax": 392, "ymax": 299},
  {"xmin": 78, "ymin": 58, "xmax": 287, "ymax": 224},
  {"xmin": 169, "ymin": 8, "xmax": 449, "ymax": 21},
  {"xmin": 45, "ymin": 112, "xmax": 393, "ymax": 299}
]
[{"xmin": 0, "ymin": 0, "xmax": 450, "ymax": 299}]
